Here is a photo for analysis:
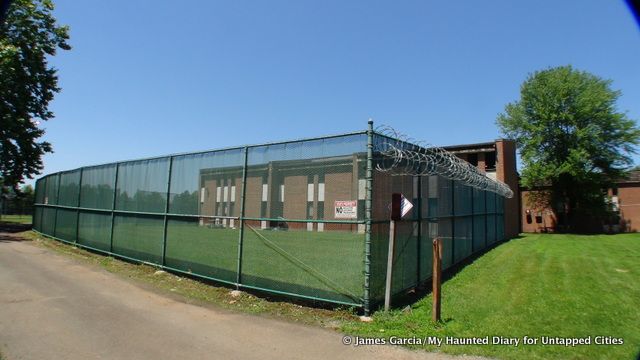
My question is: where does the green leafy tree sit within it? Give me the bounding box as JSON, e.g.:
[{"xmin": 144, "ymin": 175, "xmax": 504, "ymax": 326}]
[
  {"xmin": 17, "ymin": 184, "xmax": 34, "ymax": 213},
  {"xmin": 0, "ymin": 183, "xmax": 33, "ymax": 215},
  {"xmin": 498, "ymin": 65, "xmax": 640, "ymax": 232},
  {"xmin": 0, "ymin": 0, "xmax": 70, "ymax": 189}
]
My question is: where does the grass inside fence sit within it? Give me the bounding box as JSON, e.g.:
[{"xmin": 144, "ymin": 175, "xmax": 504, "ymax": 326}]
[
  {"xmin": 0, "ymin": 214, "xmax": 32, "ymax": 224},
  {"xmin": 47, "ymin": 218, "xmax": 365, "ymax": 304},
  {"xmin": 343, "ymin": 233, "xmax": 640, "ymax": 360}
]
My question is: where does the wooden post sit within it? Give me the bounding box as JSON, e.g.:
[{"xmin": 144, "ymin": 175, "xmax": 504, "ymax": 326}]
[
  {"xmin": 384, "ymin": 219, "xmax": 396, "ymax": 311},
  {"xmin": 384, "ymin": 193, "xmax": 403, "ymax": 311},
  {"xmin": 432, "ymin": 237, "xmax": 442, "ymax": 322}
]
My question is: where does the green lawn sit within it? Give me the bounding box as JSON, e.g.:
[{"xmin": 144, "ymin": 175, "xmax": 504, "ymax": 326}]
[
  {"xmin": 0, "ymin": 214, "xmax": 32, "ymax": 224},
  {"xmin": 343, "ymin": 233, "xmax": 640, "ymax": 360}
]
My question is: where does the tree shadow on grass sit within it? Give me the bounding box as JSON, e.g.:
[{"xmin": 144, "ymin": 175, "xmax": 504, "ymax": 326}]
[{"xmin": 380, "ymin": 235, "xmax": 525, "ymax": 313}]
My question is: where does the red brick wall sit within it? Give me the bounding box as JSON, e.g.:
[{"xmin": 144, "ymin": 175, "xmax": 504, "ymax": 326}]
[
  {"xmin": 283, "ymin": 175, "xmax": 307, "ymax": 220},
  {"xmin": 243, "ymin": 176, "xmax": 263, "ymax": 218},
  {"xmin": 201, "ymin": 179, "xmax": 218, "ymax": 216},
  {"xmin": 325, "ymin": 172, "xmax": 357, "ymax": 220},
  {"xmin": 617, "ymin": 185, "xmax": 640, "ymax": 232},
  {"xmin": 477, "ymin": 153, "xmax": 486, "ymax": 172},
  {"xmin": 520, "ymin": 190, "xmax": 557, "ymax": 233},
  {"xmin": 521, "ymin": 185, "xmax": 640, "ymax": 233},
  {"xmin": 496, "ymin": 140, "xmax": 520, "ymax": 238}
]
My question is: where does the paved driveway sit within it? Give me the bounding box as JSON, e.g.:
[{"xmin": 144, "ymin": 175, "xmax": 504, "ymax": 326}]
[{"xmin": 0, "ymin": 233, "xmax": 483, "ymax": 360}]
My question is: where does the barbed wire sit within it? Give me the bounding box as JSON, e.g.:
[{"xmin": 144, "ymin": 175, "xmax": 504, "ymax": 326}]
[{"xmin": 374, "ymin": 125, "xmax": 514, "ymax": 198}]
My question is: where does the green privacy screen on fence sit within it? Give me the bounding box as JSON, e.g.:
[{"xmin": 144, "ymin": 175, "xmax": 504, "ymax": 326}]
[{"xmin": 33, "ymin": 125, "xmax": 507, "ymax": 314}]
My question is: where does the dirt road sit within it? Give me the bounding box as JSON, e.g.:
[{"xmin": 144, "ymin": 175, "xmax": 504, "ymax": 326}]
[{"xmin": 0, "ymin": 232, "xmax": 481, "ymax": 360}]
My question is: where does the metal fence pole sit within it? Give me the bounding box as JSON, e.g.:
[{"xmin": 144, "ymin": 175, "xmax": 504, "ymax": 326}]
[
  {"xmin": 484, "ymin": 190, "xmax": 488, "ymax": 248},
  {"xmin": 416, "ymin": 175, "xmax": 422, "ymax": 285},
  {"xmin": 470, "ymin": 186, "xmax": 475, "ymax": 252},
  {"xmin": 52, "ymin": 174, "xmax": 61, "ymax": 237},
  {"xmin": 75, "ymin": 168, "xmax": 84, "ymax": 243},
  {"xmin": 495, "ymin": 188, "xmax": 499, "ymax": 242},
  {"xmin": 32, "ymin": 180, "xmax": 38, "ymax": 230},
  {"xmin": 364, "ymin": 119, "xmax": 374, "ymax": 316},
  {"xmin": 450, "ymin": 179, "xmax": 455, "ymax": 265},
  {"xmin": 109, "ymin": 163, "xmax": 120, "ymax": 253},
  {"xmin": 161, "ymin": 156, "xmax": 174, "ymax": 266},
  {"xmin": 236, "ymin": 146, "xmax": 249, "ymax": 288}
]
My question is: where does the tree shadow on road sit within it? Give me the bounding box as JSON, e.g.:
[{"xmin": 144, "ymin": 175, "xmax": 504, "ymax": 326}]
[{"xmin": 0, "ymin": 223, "xmax": 32, "ymax": 242}]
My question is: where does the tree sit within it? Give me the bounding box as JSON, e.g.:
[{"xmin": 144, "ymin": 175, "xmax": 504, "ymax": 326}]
[
  {"xmin": 497, "ymin": 65, "xmax": 640, "ymax": 232},
  {"xmin": 0, "ymin": 0, "xmax": 70, "ymax": 190},
  {"xmin": 16, "ymin": 184, "xmax": 34, "ymax": 214},
  {"xmin": 0, "ymin": 183, "xmax": 33, "ymax": 216}
]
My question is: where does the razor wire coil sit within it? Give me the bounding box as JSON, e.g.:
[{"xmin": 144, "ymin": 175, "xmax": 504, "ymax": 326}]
[{"xmin": 374, "ymin": 125, "xmax": 514, "ymax": 198}]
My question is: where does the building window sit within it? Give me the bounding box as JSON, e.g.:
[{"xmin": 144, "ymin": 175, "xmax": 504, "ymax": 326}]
[
  {"xmin": 485, "ymin": 152, "xmax": 496, "ymax": 171},
  {"xmin": 612, "ymin": 187, "xmax": 618, "ymax": 196},
  {"xmin": 358, "ymin": 179, "xmax": 366, "ymax": 200},
  {"xmin": 307, "ymin": 203, "xmax": 314, "ymax": 218},
  {"xmin": 307, "ymin": 183, "xmax": 314, "ymax": 202},
  {"xmin": 467, "ymin": 153, "xmax": 478, "ymax": 167}
]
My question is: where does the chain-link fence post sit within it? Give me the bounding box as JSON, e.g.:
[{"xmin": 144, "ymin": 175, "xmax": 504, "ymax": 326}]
[
  {"xmin": 32, "ymin": 179, "xmax": 38, "ymax": 230},
  {"xmin": 416, "ymin": 175, "xmax": 422, "ymax": 285},
  {"xmin": 495, "ymin": 185, "xmax": 499, "ymax": 242},
  {"xmin": 236, "ymin": 146, "xmax": 249, "ymax": 289},
  {"xmin": 451, "ymin": 179, "xmax": 455, "ymax": 264},
  {"xmin": 109, "ymin": 163, "xmax": 120, "ymax": 253},
  {"xmin": 471, "ymin": 186, "xmax": 475, "ymax": 252},
  {"xmin": 75, "ymin": 168, "xmax": 83, "ymax": 243},
  {"xmin": 161, "ymin": 156, "xmax": 174, "ymax": 266},
  {"xmin": 484, "ymin": 189, "xmax": 488, "ymax": 248},
  {"xmin": 364, "ymin": 119, "xmax": 373, "ymax": 315},
  {"xmin": 52, "ymin": 174, "xmax": 61, "ymax": 238}
]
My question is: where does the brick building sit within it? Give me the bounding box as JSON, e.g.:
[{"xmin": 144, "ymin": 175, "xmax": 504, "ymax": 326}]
[
  {"xmin": 444, "ymin": 139, "xmax": 520, "ymax": 239},
  {"xmin": 198, "ymin": 136, "xmax": 640, "ymax": 236},
  {"xmin": 198, "ymin": 154, "xmax": 365, "ymax": 232},
  {"xmin": 198, "ymin": 139, "xmax": 521, "ymax": 238},
  {"xmin": 442, "ymin": 140, "xmax": 640, "ymax": 235},
  {"xmin": 521, "ymin": 170, "xmax": 640, "ymax": 233}
]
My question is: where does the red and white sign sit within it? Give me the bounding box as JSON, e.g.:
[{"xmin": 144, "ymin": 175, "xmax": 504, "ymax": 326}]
[{"xmin": 335, "ymin": 200, "xmax": 357, "ymax": 219}]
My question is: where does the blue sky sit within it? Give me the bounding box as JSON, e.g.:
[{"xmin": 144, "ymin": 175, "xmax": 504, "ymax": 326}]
[{"xmin": 34, "ymin": 0, "xmax": 640, "ymax": 184}]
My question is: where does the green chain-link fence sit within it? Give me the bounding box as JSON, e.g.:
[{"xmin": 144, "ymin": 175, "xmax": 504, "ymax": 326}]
[{"xmin": 33, "ymin": 123, "xmax": 506, "ymax": 314}]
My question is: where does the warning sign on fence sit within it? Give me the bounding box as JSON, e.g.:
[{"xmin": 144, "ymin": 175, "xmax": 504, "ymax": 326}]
[
  {"xmin": 335, "ymin": 200, "xmax": 357, "ymax": 219},
  {"xmin": 400, "ymin": 195, "xmax": 413, "ymax": 218}
]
